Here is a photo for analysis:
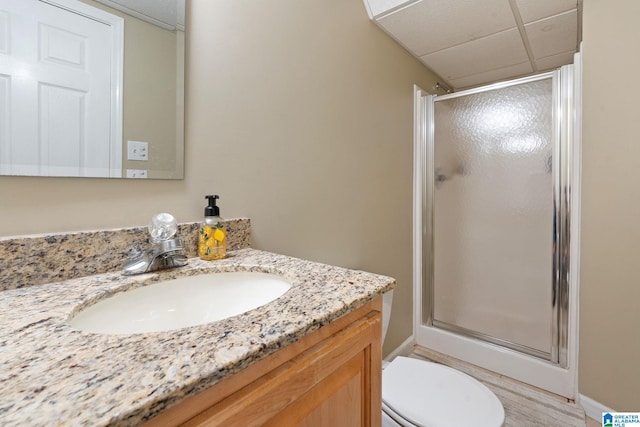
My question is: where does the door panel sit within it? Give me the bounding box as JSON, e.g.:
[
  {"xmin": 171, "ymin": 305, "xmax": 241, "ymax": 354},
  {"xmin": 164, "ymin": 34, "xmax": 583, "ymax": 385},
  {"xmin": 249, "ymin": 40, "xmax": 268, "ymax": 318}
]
[
  {"xmin": 0, "ymin": 10, "xmax": 8, "ymax": 54},
  {"xmin": 39, "ymin": 83, "xmax": 84, "ymax": 176},
  {"xmin": 432, "ymin": 78, "xmax": 554, "ymax": 356},
  {"xmin": 40, "ymin": 23, "xmax": 87, "ymax": 69}
]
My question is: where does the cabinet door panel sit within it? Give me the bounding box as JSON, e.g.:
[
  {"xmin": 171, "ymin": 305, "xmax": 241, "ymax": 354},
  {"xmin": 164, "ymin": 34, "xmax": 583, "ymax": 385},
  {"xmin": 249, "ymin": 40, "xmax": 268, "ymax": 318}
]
[
  {"xmin": 184, "ymin": 310, "xmax": 381, "ymax": 427},
  {"xmin": 271, "ymin": 354, "xmax": 365, "ymax": 427}
]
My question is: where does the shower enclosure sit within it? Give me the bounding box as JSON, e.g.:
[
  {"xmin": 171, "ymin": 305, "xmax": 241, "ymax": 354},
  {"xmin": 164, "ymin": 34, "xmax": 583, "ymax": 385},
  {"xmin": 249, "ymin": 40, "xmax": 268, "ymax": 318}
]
[{"xmin": 413, "ymin": 60, "xmax": 581, "ymax": 398}]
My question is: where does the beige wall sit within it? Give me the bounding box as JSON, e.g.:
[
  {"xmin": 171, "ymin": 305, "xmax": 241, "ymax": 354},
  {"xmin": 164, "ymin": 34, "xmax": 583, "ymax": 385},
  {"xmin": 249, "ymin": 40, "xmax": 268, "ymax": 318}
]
[
  {"xmin": 121, "ymin": 16, "xmax": 179, "ymax": 178},
  {"xmin": 580, "ymin": 0, "xmax": 640, "ymax": 410},
  {"xmin": 82, "ymin": 0, "xmax": 180, "ymax": 178},
  {"xmin": 187, "ymin": 0, "xmax": 440, "ymax": 356},
  {"xmin": 0, "ymin": 0, "xmax": 439, "ymax": 356}
]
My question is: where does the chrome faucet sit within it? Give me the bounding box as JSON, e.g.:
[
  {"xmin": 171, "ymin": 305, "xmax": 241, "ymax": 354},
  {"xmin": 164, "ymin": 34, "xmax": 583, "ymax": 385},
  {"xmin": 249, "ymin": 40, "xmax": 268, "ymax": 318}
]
[
  {"xmin": 123, "ymin": 213, "xmax": 188, "ymax": 275},
  {"xmin": 123, "ymin": 238, "xmax": 188, "ymax": 275}
]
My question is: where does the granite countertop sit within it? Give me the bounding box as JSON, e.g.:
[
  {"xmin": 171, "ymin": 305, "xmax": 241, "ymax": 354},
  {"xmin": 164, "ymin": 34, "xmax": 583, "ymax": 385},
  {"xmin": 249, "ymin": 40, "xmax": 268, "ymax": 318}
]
[{"xmin": 0, "ymin": 248, "xmax": 395, "ymax": 426}]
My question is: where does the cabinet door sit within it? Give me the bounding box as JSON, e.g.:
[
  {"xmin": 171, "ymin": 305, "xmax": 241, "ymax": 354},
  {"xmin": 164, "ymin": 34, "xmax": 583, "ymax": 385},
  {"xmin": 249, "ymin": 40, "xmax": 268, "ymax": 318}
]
[
  {"xmin": 184, "ymin": 309, "xmax": 382, "ymax": 427},
  {"xmin": 281, "ymin": 353, "xmax": 368, "ymax": 427}
]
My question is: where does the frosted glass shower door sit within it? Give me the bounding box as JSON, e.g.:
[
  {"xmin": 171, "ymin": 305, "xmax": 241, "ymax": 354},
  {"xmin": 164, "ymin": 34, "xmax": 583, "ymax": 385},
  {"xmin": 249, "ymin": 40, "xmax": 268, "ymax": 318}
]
[{"xmin": 432, "ymin": 77, "xmax": 554, "ymax": 358}]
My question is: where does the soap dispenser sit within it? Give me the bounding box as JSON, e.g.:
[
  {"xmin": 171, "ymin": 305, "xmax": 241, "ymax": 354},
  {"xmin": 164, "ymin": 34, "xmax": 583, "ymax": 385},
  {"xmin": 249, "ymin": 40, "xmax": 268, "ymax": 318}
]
[{"xmin": 198, "ymin": 195, "xmax": 227, "ymax": 260}]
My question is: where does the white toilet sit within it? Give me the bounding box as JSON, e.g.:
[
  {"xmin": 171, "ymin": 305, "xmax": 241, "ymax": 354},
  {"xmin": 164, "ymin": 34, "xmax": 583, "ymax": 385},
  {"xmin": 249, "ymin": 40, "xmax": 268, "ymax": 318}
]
[{"xmin": 380, "ymin": 291, "xmax": 505, "ymax": 427}]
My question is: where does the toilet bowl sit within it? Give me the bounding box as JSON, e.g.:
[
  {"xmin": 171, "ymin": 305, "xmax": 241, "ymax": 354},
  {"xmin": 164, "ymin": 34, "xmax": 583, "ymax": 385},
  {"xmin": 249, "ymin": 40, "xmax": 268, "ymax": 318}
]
[{"xmin": 381, "ymin": 291, "xmax": 505, "ymax": 427}]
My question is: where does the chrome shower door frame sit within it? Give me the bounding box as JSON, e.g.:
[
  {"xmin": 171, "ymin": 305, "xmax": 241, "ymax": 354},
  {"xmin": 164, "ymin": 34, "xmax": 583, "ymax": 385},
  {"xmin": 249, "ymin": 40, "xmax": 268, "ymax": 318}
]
[{"xmin": 412, "ymin": 63, "xmax": 580, "ymax": 399}]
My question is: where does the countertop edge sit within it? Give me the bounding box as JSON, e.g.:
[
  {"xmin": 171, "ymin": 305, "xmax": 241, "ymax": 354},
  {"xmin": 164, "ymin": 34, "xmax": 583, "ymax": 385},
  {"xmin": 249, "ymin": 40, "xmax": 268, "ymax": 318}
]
[{"xmin": 0, "ymin": 248, "xmax": 396, "ymax": 426}]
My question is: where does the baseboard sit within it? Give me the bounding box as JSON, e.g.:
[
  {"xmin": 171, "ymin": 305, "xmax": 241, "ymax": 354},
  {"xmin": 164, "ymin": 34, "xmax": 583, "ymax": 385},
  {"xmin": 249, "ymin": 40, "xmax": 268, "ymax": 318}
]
[
  {"xmin": 384, "ymin": 336, "xmax": 415, "ymax": 362},
  {"xmin": 579, "ymin": 394, "xmax": 615, "ymax": 421}
]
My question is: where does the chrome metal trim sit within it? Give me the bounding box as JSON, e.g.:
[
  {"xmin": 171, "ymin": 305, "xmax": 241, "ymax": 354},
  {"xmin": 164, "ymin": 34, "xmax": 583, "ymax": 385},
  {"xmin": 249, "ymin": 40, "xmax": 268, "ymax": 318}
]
[
  {"xmin": 422, "ymin": 95, "xmax": 435, "ymax": 325},
  {"xmin": 557, "ymin": 64, "xmax": 574, "ymax": 368},
  {"xmin": 432, "ymin": 320, "xmax": 552, "ymax": 361},
  {"xmin": 551, "ymin": 70, "xmax": 562, "ymax": 364},
  {"xmin": 551, "ymin": 65, "xmax": 574, "ymax": 368},
  {"xmin": 432, "ymin": 71, "xmax": 555, "ymax": 102}
]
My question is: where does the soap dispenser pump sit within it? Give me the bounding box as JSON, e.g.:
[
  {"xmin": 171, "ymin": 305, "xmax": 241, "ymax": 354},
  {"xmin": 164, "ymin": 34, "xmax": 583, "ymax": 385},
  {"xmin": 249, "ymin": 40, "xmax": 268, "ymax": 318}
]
[{"xmin": 198, "ymin": 195, "xmax": 227, "ymax": 260}]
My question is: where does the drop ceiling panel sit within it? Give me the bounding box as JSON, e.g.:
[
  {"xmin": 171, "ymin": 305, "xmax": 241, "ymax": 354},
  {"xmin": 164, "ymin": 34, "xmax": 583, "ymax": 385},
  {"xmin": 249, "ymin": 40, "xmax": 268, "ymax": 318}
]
[
  {"xmin": 420, "ymin": 28, "xmax": 528, "ymax": 81},
  {"xmin": 366, "ymin": 0, "xmax": 581, "ymax": 90},
  {"xmin": 377, "ymin": 0, "xmax": 516, "ymax": 56},
  {"xmin": 515, "ymin": 0, "xmax": 577, "ymax": 23},
  {"xmin": 535, "ymin": 51, "xmax": 575, "ymax": 71},
  {"xmin": 366, "ymin": 0, "xmax": 412, "ymax": 17},
  {"xmin": 449, "ymin": 61, "xmax": 533, "ymax": 89},
  {"xmin": 525, "ymin": 10, "xmax": 577, "ymax": 60}
]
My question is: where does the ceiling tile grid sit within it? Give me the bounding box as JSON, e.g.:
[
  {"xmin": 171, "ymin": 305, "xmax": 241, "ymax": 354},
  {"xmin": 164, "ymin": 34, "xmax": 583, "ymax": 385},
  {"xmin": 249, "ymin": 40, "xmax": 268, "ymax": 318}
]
[{"xmin": 366, "ymin": 0, "xmax": 581, "ymax": 89}]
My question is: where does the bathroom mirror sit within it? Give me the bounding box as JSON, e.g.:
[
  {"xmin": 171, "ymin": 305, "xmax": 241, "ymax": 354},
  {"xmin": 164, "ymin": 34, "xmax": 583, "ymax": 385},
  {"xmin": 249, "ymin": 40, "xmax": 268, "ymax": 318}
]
[{"xmin": 0, "ymin": 0, "xmax": 185, "ymax": 179}]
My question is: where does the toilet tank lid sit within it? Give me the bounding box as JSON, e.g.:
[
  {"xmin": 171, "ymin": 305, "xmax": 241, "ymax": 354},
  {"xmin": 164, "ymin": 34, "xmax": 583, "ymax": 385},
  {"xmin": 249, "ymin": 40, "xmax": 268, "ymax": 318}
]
[{"xmin": 382, "ymin": 357, "xmax": 504, "ymax": 427}]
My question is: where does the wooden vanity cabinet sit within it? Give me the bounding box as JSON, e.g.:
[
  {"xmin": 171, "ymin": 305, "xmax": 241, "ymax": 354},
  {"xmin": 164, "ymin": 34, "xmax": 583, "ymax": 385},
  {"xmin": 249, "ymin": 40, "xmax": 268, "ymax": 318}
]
[{"xmin": 145, "ymin": 297, "xmax": 382, "ymax": 427}]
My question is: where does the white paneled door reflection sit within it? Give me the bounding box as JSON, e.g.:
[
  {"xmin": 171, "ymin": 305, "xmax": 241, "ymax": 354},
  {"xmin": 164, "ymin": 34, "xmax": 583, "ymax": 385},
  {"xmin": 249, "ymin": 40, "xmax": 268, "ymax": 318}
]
[
  {"xmin": 0, "ymin": 0, "xmax": 118, "ymax": 177},
  {"xmin": 432, "ymin": 78, "xmax": 554, "ymax": 357}
]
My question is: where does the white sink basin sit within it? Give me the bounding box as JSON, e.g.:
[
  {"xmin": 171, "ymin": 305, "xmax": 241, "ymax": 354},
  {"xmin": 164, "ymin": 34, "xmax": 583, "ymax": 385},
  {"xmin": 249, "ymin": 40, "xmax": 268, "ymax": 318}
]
[{"xmin": 69, "ymin": 272, "xmax": 291, "ymax": 334}]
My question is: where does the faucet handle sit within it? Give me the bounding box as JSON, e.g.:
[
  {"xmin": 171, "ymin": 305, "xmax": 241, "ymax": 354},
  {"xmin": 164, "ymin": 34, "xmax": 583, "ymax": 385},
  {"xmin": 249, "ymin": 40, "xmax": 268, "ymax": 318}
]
[{"xmin": 148, "ymin": 213, "xmax": 178, "ymax": 243}]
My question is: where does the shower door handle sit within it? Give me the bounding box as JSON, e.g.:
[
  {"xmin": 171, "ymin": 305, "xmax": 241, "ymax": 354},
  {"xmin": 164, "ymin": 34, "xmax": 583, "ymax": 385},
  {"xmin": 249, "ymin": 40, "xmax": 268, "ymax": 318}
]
[{"xmin": 435, "ymin": 167, "xmax": 447, "ymax": 187}]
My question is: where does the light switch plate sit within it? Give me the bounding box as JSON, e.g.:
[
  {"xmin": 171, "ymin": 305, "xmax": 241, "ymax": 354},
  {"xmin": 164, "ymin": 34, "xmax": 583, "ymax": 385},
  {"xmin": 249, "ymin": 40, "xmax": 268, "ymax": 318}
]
[
  {"xmin": 127, "ymin": 141, "xmax": 148, "ymax": 161},
  {"xmin": 126, "ymin": 169, "xmax": 148, "ymax": 178}
]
